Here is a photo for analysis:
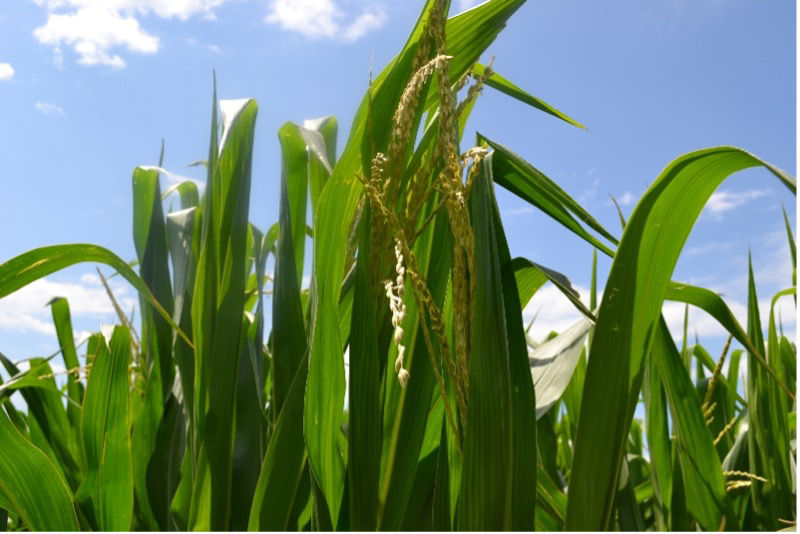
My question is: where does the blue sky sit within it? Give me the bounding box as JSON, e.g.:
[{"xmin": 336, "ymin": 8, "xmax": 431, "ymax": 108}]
[{"xmin": 0, "ymin": 0, "xmax": 796, "ymax": 366}]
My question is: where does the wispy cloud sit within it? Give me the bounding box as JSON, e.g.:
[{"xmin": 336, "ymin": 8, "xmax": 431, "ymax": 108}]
[
  {"xmin": 501, "ymin": 206, "xmax": 534, "ymax": 217},
  {"xmin": 683, "ymin": 240, "xmax": 730, "ymax": 257},
  {"xmin": 578, "ymin": 176, "xmax": 600, "ymax": 203},
  {"xmin": 35, "ymin": 100, "xmax": 65, "ymax": 116},
  {"xmin": 341, "ymin": 10, "xmax": 386, "ymax": 41},
  {"xmin": 705, "ymin": 189, "xmax": 770, "ymax": 218},
  {"xmin": 0, "ymin": 274, "xmax": 136, "ymax": 338},
  {"xmin": 617, "ymin": 191, "xmax": 636, "ymax": 206},
  {"xmin": 185, "ymin": 37, "xmax": 222, "ymax": 54},
  {"xmin": 32, "ymin": 0, "xmax": 231, "ymax": 69},
  {"xmin": 265, "ymin": 0, "xmax": 386, "ymax": 41},
  {"xmin": 0, "ymin": 62, "xmax": 13, "ymax": 81},
  {"xmin": 457, "ymin": 0, "xmax": 481, "ymax": 12}
]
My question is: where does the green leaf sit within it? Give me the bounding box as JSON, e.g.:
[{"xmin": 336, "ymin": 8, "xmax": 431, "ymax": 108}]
[
  {"xmin": 346, "ymin": 208, "xmax": 382, "ymax": 531},
  {"xmin": 0, "ymin": 355, "xmax": 80, "ymax": 488},
  {"xmin": 458, "ymin": 155, "xmax": 515, "ymax": 530},
  {"xmin": 480, "ymin": 133, "xmax": 618, "ymax": 255},
  {"xmin": 165, "ymin": 207, "xmax": 197, "ymax": 419},
  {"xmin": 472, "ymin": 63, "xmax": 585, "ymax": 129},
  {"xmin": 664, "ymin": 281, "xmax": 791, "ymax": 398},
  {"xmin": 304, "ymin": 116, "xmax": 337, "ymax": 216},
  {"xmin": 642, "ymin": 354, "xmax": 672, "ymax": 530},
  {"xmin": 746, "ymin": 263, "xmax": 794, "ymax": 528},
  {"xmin": 162, "ymin": 179, "xmax": 200, "ymax": 210},
  {"xmin": 305, "ymin": 0, "xmax": 438, "ymax": 520},
  {"xmin": 535, "ymin": 464, "xmax": 566, "ymax": 530},
  {"xmin": 512, "ymin": 257, "xmax": 594, "ymax": 320},
  {"xmin": 0, "ymin": 244, "xmax": 191, "ymax": 348},
  {"xmin": 277, "ymin": 123, "xmax": 311, "ymax": 283},
  {"xmin": 616, "ymin": 459, "xmax": 645, "ymax": 531},
  {"xmin": 272, "ymin": 124, "xmax": 309, "ymax": 418},
  {"xmin": 782, "ymin": 206, "xmax": 796, "ymax": 289},
  {"xmin": 190, "ymin": 97, "xmax": 258, "ymax": 530},
  {"xmin": 511, "ymin": 257, "xmax": 547, "ymax": 310},
  {"xmin": 377, "ymin": 203, "xmax": 453, "ymax": 531},
  {"xmin": 76, "ymin": 327, "xmax": 134, "ymax": 531},
  {"xmin": 229, "ymin": 313, "xmax": 267, "ymax": 531},
  {"xmin": 0, "ymin": 409, "xmax": 79, "ymax": 531},
  {"xmin": 486, "ymin": 155, "xmax": 538, "ymax": 530},
  {"xmin": 131, "ymin": 165, "xmax": 175, "ymax": 529},
  {"xmin": 145, "ymin": 393, "xmax": 185, "ymax": 531},
  {"xmin": 566, "ymin": 146, "xmax": 794, "ymax": 530},
  {"xmin": 650, "ymin": 318, "xmax": 734, "ymax": 530},
  {"xmin": 306, "ymin": 1, "xmax": 527, "ymax": 524},
  {"xmin": 248, "ymin": 355, "xmax": 309, "ymax": 531},
  {"xmin": 48, "ymin": 297, "xmax": 84, "ymax": 435},
  {"xmin": 432, "ymin": 418, "xmax": 451, "ymax": 531}
]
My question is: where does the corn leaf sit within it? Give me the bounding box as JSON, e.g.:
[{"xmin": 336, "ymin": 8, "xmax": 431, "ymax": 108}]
[
  {"xmin": 346, "ymin": 207, "xmax": 382, "ymax": 530},
  {"xmin": 566, "ymin": 146, "xmax": 795, "ymax": 530},
  {"xmin": 0, "ymin": 244, "xmax": 190, "ymax": 347},
  {"xmin": 272, "ymin": 124, "xmax": 309, "ymax": 418},
  {"xmin": 650, "ymin": 318, "xmax": 734, "ymax": 530},
  {"xmin": 248, "ymin": 354, "xmax": 308, "ymax": 531},
  {"xmin": 0, "ymin": 355, "xmax": 80, "ymax": 488},
  {"xmin": 480, "ymin": 133, "xmax": 618, "ymax": 255},
  {"xmin": 485, "ymin": 155, "xmax": 539, "ymax": 530},
  {"xmin": 472, "ymin": 63, "xmax": 585, "ymax": 129},
  {"xmin": 458, "ymin": 157, "xmax": 516, "ymax": 530},
  {"xmin": 131, "ymin": 165, "xmax": 175, "ymax": 530},
  {"xmin": 48, "ymin": 297, "xmax": 84, "ymax": 435},
  {"xmin": 76, "ymin": 327, "xmax": 134, "ymax": 531},
  {"xmin": 0, "ymin": 409, "xmax": 79, "ymax": 531},
  {"xmin": 190, "ymin": 97, "xmax": 257, "ymax": 529},
  {"xmin": 530, "ymin": 317, "xmax": 593, "ymax": 419}
]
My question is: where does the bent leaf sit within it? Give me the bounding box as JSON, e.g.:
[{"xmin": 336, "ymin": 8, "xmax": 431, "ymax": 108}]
[{"xmin": 566, "ymin": 146, "xmax": 795, "ymax": 530}]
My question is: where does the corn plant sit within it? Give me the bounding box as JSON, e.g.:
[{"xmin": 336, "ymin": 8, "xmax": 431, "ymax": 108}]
[{"xmin": 0, "ymin": 0, "xmax": 795, "ymax": 531}]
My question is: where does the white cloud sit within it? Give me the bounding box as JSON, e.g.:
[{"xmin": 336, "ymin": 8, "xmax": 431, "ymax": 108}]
[
  {"xmin": 341, "ymin": 10, "xmax": 386, "ymax": 41},
  {"xmin": 663, "ymin": 294, "xmax": 796, "ymax": 347},
  {"xmin": 35, "ymin": 100, "xmax": 66, "ymax": 116},
  {"xmin": 0, "ymin": 63, "xmax": 14, "ymax": 81},
  {"xmin": 457, "ymin": 0, "xmax": 481, "ymax": 12},
  {"xmin": 265, "ymin": 0, "xmax": 386, "ymax": 41},
  {"xmin": 522, "ymin": 264, "xmax": 795, "ymax": 352},
  {"xmin": 52, "ymin": 46, "xmax": 65, "ymax": 68},
  {"xmin": 617, "ymin": 191, "xmax": 636, "ymax": 206},
  {"xmin": 705, "ymin": 189, "xmax": 770, "ymax": 218},
  {"xmin": 32, "ymin": 0, "xmax": 231, "ymax": 68},
  {"xmin": 0, "ymin": 274, "xmax": 136, "ymax": 338}
]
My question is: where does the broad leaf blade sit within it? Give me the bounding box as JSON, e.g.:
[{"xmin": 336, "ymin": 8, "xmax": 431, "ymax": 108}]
[
  {"xmin": 566, "ymin": 146, "xmax": 795, "ymax": 530},
  {"xmin": 458, "ymin": 155, "xmax": 515, "ymax": 530},
  {"xmin": 651, "ymin": 318, "xmax": 734, "ymax": 530},
  {"xmin": 0, "ymin": 409, "xmax": 79, "ymax": 531},
  {"xmin": 76, "ymin": 327, "xmax": 134, "ymax": 531},
  {"xmin": 529, "ymin": 317, "xmax": 592, "ymax": 419}
]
